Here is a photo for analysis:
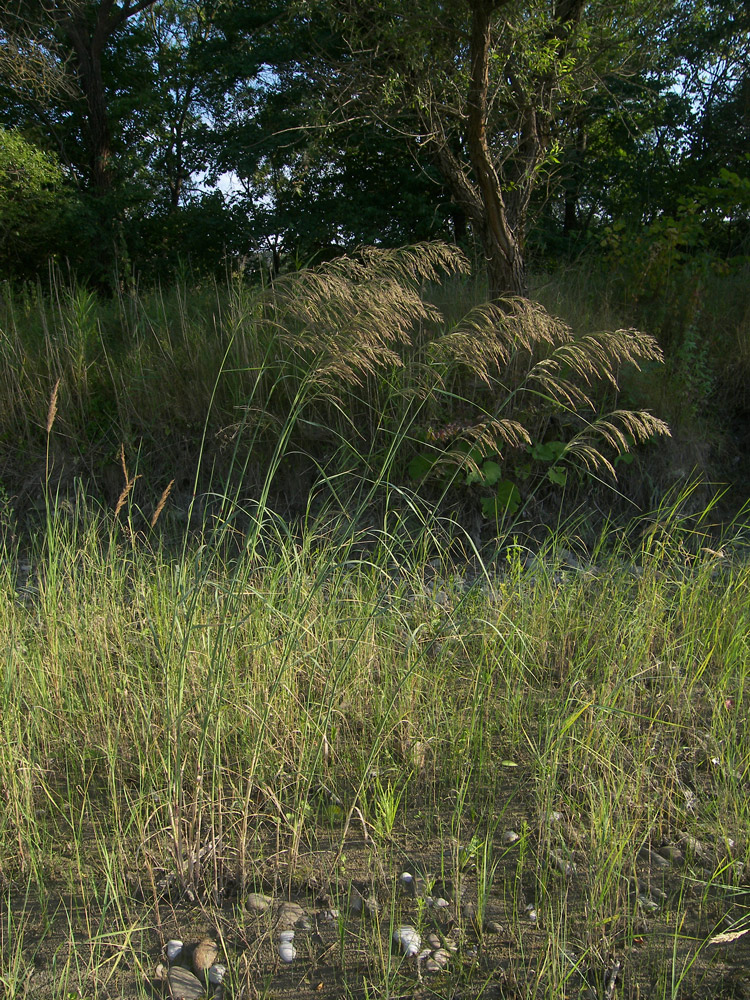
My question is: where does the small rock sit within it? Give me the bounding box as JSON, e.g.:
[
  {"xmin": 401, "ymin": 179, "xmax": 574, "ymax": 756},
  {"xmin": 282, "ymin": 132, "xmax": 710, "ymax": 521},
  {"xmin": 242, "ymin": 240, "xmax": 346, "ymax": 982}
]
[
  {"xmin": 426, "ymin": 896, "xmax": 450, "ymax": 909},
  {"xmin": 278, "ymin": 930, "xmax": 297, "ymax": 963},
  {"xmin": 551, "ymin": 851, "xmax": 576, "ymax": 875},
  {"xmin": 168, "ymin": 965, "xmax": 205, "ymax": 999},
  {"xmin": 502, "ymin": 830, "xmax": 520, "ymax": 845},
  {"xmin": 275, "ymin": 901, "xmax": 307, "ymax": 931},
  {"xmin": 165, "ymin": 940, "xmax": 184, "ymax": 962},
  {"xmin": 400, "ymin": 871, "xmax": 422, "ymax": 897},
  {"xmin": 525, "ymin": 904, "xmax": 537, "ymax": 924},
  {"xmin": 317, "ymin": 908, "xmax": 339, "ymax": 921},
  {"xmin": 484, "ymin": 919, "xmax": 503, "ymax": 934},
  {"xmin": 393, "ymin": 925, "xmax": 421, "ymax": 957},
  {"xmin": 349, "ymin": 884, "xmax": 379, "ymax": 916},
  {"xmin": 424, "ymin": 958, "xmax": 442, "ymax": 973},
  {"xmin": 348, "ymin": 885, "xmax": 365, "ymax": 914},
  {"xmin": 192, "ymin": 938, "xmax": 218, "ymax": 978},
  {"xmin": 427, "ymin": 933, "xmax": 441, "ymax": 949},
  {"xmin": 431, "ymin": 948, "xmax": 451, "ymax": 968},
  {"xmin": 650, "ymin": 850, "xmax": 670, "ymax": 868},
  {"xmin": 658, "ymin": 845, "xmax": 684, "ymax": 863},
  {"xmin": 154, "ymin": 963, "xmax": 168, "ymax": 982},
  {"xmin": 638, "ymin": 895, "xmax": 660, "ymax": 913},
  {"xmin": 247, "ymin": 892, "xmax": 274, "ymax": 914},
  {"xmin": 207, "ymin": 964, "xmax": 226, "ymax": 985}
]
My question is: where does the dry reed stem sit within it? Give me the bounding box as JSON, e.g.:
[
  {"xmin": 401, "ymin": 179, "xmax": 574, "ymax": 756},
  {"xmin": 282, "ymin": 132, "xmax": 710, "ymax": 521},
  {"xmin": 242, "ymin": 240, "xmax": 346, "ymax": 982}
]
[
  {"xmin": 114, "ymin": 443, "xmax": 141, "ymax": 519},
  {"xmin": 119, "ymin": 442, "xmax": 129, "ymax": 484},
  {"xmin": 151, "ymin": 480, "xmax": 174, "ymax": 528},
  {"xmin": 46, "ymin": 378, "xmax": 60, "ymax": 434}
]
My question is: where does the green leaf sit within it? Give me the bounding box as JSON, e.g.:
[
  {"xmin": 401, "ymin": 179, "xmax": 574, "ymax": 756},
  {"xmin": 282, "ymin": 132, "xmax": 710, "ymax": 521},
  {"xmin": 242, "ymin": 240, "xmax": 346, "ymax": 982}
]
[
  {"xmin": 481, "ymin": 480, "xmax": 521, "ymax": 518},
  {"xmin": 408, "ymin": 453, "xmax": 437, "ymax": 480},
  {"xmin": 531, "ymin": 440, "xmax": 566, "ymax": 462},
  {"xmin": 481, "ymin": 460, "xmax": 503, "ymax": 485},
  {"xmin": 547, "ymin": 465, "xmax": 568, "ymax": 486}
]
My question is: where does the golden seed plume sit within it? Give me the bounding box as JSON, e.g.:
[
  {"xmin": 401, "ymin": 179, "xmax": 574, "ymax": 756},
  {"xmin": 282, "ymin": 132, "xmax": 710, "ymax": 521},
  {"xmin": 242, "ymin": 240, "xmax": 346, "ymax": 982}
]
[
  {"xmin": 46, "ymin": 378, "xmax": 60, "ymax": 434},
  {"xmin": 150, "ymin": 479, "xmax": 174, "ymax": 528}
]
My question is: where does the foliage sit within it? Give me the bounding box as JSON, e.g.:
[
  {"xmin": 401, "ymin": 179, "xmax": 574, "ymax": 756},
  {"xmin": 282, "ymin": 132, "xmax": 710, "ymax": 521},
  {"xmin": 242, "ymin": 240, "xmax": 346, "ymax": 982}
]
[{"xmin": 0, "ymin": 127, "xmax": 72, "ymax": 278}]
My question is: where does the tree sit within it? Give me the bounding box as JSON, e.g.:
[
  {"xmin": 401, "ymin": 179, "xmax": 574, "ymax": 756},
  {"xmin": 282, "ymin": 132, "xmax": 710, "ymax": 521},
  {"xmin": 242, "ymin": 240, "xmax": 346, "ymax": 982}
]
[{"xmin": 322, "ymin": 0, "xmax": 675, "ymax": 298}]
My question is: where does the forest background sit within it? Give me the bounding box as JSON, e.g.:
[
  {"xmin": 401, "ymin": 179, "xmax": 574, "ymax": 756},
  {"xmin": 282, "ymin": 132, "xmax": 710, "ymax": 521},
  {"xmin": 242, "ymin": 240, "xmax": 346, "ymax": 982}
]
[{"xmin": 1, "ymin": 0, "xmax": 750, "ymax": 527}]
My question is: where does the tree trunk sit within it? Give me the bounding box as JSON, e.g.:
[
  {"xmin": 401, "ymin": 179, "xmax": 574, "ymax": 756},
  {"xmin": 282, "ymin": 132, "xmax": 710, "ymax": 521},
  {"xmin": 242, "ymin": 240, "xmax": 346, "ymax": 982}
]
[
  {"xmin": 63, "ymin": 16, "xmax": 114, "ymax": 190},
  {"xmin": 56, "ymin": 0, "xmax": 159, "ymax": 192},
  {"xmin": 483, "ymin": 225, "xmax": 527, "ymax": 298},
  {"xmin": 464, "ymin": 0, "xmax": 529, "ymax": 298}
]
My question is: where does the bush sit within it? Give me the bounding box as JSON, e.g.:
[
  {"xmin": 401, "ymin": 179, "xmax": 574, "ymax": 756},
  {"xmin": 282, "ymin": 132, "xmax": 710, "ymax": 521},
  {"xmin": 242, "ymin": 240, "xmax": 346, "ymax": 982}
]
[{"xmin": 0, "ymin": 128, "xmax": 72, "ymax": 280}]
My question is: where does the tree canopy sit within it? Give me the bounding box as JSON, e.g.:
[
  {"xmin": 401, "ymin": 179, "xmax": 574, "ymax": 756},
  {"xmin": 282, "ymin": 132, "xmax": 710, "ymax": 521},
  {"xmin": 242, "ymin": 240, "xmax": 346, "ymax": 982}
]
[{"xmin": 0, "ymin": 0, "xmax": 747, "ymax": 289}]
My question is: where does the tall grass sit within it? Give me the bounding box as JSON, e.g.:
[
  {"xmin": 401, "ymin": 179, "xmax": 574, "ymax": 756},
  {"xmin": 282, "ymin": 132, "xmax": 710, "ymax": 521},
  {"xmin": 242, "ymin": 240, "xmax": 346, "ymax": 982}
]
[
  {"xmin": 1, "ymin": 245, "xmax": 747, "ymax": 999},
  {"xmin": 0, "ymin": 244, "xmax": 669, "ymax": 537},
  {"xmin": 1, "ymin": 481, "xmax": 749, "ymax": 997}
]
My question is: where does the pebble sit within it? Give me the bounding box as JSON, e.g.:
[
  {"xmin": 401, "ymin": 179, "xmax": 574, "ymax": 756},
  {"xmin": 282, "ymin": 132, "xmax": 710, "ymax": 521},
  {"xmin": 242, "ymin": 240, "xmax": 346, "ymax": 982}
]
[
  {"xmin": 426, "ymin": 895, "xmax": 450, "ymax": 909},
  {"xmin": 278, "ymin": 930, "xmax": 297, "ymax": 963},
  {"xmin": 393, "ymin": 925, "xmax": 421, "ymax": 957},
  {"xmin": 247, "ymin": 892, "xmax": 274, "ymax": 914},
  {"xmin": 168, "ymin": 965, "xmax": 205, "ymax": 999},
  {"xmin": 485, "ymin": 919, "xmax": 503, "ymax": 934},
  {"xmin": 525, "ymin": 904, "xmax": 537, "ymax": 924},
  {"xmin": 638, "ymin": 894, "xmax": 660, "ymax": 913},
  {"xmin": 427, "ymin": 933, "xmax": 441, "ymax": 949},
  {"xmin": 431, "ymin": 948, "xmax": 451, "ymax": 968},
  {"xmin": 400, "ymin": 871, "xmax": 423, "ymax": 896},
  {"xmin": 192, "ymin": 938, "xmax": 218, "ymax": 977},
  {"xmin": 348, "ymin": 885, "xmax": 378, "ymax": 916},
  {"xmin": 502, "ymin": 830, "xmax": 520, "ymax": 845},
  {"xmin": 165, "ymin": 939, "xmax": 184, "ymax": 962},
  {"xmin": 658, "ymin": 845, "xmax": 684, "ymax": 863},
  {"xmin": 275, "ymin": 900, "xmax": 307, "ymax": 931},
  {"xmin": 551, "ymin": 850, "xmax": 576, "ymax": 875},
  {"xmin": 207, "ymin": 964, "xmax": 226, "ymax": 985}
]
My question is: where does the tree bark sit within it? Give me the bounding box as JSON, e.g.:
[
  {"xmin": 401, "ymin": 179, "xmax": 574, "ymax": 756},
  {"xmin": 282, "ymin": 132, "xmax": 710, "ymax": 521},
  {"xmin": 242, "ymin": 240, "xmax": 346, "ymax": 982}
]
[
  {"xmin": 452, "ymin": 0, "xmax": 528, "ymax": 298},
  {"xmin": 53, "ymin": 0, "xmax": 158, "ymax": 192}
]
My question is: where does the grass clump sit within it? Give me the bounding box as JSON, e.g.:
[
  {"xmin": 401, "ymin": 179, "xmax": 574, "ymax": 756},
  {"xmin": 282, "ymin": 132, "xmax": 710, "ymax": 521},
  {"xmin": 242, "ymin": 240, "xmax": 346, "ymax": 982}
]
[
  {"xmin": 1, "ymin": 243, "xmax": 669, "ymax": 534},
  {"xmin": 1, "ymin": 244, "xmax": 748, "ymax": 999},
  {"xmin": 1, "ymin": 485, "xmax": 749, "ymax": 998}
]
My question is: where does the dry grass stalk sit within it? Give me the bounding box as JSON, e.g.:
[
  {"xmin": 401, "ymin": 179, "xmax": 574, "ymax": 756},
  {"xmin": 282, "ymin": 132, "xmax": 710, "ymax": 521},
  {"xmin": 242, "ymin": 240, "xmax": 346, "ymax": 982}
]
[
  {"xmin": 119, "ymin": 442, "xmax": 129, "ymax": 484},
  {"xmin": 150, "ymin": 479, "xmax": 174, "ymax": 528},
  {"xmin": 114, "ymin": 443, "xmax": 141, "ymax": 519},
  {"xmin": 46, "ymin": 377, "xmax": 60, "ymax": 434},
  {"xmin": 113, "ymin": 480, "xmax": 135, "ymax": 520},
  {"xmin": 262, "ymin": 243, "xmax": 469, "ymax": 394}
]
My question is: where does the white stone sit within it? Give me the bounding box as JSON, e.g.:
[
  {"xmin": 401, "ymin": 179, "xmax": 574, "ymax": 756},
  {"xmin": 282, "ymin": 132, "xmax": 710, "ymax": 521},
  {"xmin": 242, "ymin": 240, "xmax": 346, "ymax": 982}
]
[
  {"xmin": 393, "ymin": 925, "xmax": 421, "ymax": 957},
  {"xmin": 165, "ymin": 940, "xmax": 184, "ymax": 963}
]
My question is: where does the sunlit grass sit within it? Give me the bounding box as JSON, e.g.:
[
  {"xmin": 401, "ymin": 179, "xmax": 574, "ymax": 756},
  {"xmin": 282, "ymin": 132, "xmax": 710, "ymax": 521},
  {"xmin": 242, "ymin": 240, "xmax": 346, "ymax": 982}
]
[
  {"xmin": 1, "ymin": 483, "xmax": 749, "ymax": 997},
  {"xmin": 1, "ymin": 246, "xmax": 748, "ymax": 998}
]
